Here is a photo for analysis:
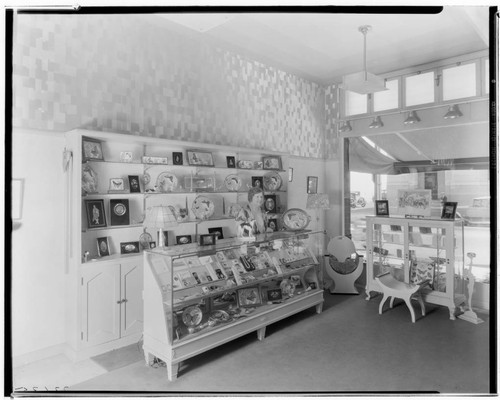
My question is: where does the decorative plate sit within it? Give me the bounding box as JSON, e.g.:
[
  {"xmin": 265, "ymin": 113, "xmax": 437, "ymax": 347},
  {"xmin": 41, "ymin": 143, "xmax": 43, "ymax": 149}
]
[
  {"xmin": 156, "ymin": 172, "xmax": 178, "ymax": 192},
  {"xmin": 113, "ymin": 202, "xmax": 127, "ymax": 216},
  {"xmin": 192, "ymin": 196, "xmax": 215, "ymax": 220},
  {"xmin": 82, "ymin": 164, "xmax": 98, "ymax": 194},
  {"xmin": 182, "ymin": 305, "xmax": 203, "ymax": 327},
  {"xmin": 281, "ymin": 208, "xmax": 311, "ymax": 231},
  {"xmin": 208, "ymin": 310, "xmax": 230, "ymax": 324},
  {"xmin": 226, "ymin": 203, "xmax": 242, "ymax": 218},
  {"xmin": 139, "ymin": 232, "xmax": 153, "ymax": 250},
  {"xmin": 142, "ymin": 172, "xmax": 151, "ymax": 186},
  {"xmin": 237, "ymin": 160, "xmax": 254, "ymax": 169},
  {"xmin": 263, "ymin": 172, "xmax": 282, "ymax": 191},
  {"xmin": 224, "ymin": 174, "xmax": 242, "ymax": 191}
]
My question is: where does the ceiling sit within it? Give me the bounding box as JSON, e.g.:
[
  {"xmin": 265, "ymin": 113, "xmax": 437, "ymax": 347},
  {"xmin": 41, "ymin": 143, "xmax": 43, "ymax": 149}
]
[{"xmin": 157, "ymin": 7, "xmax": 490, "ymax": 85}]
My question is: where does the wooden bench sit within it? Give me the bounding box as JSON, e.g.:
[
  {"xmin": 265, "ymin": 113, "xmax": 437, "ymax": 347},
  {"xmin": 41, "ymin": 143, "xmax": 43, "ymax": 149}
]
[{"xmin": 375, "ymin": 272, "xmax": 429, "ymax": 323}]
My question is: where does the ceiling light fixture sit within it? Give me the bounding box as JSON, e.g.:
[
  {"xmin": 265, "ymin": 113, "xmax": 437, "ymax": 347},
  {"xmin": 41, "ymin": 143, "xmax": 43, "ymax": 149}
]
[
  {"xmin": 443, "ymin": 104, "xmax": 463, "ymax": 119},
  {"xmin": 342, "ymin": 25, "xmax": 387, "ymax": 95},
  {"xmin": 403, "ymin": 111, "xmax": 421, "ymax": 125},
  {"xmin": 369, "ymin": 116, "xmax": 384, "ymax": 129},
  {"xmin": 338, "ymin": 121, "xmax": 352, "ymax": 133}
]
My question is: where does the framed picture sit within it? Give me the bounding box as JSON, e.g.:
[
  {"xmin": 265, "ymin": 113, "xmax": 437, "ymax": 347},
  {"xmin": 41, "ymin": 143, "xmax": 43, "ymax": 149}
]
[
  {"xmin": 109, "ymin": 178, "xmax": 125, "ymax": 192},
  {"xmin": 441, "ymin": 202, "xmax": 458, "ymax": 220},
  {"xmin": 226, "ymin": 156, "xmax": 236, "ymax": 168},
  {"xmin": 208, "ymin": 227, "xmax": 224, "ymax": 240},
  {"xmin": 267, "ymin": 218, "xmax": 278, "ymax": 232},
  {"xmin": 128, "ymin": 175, "xmax": 141, "ymax": 193},
  {"xmin": 262, "ymin": 156, "xmax": 282, "ymax": 170},
  {"xmin": 110, "ymin": 199, "xmax": 130, "ymax": 226},
  {"xmin": 237, "ymin": 287, "xmax": 262, "ymax": 307},
  {"xmin": 288, "ymin": 167, "xmax": 293, "ymax": 182},
  {"xmin": 85, "ymin": 199, "xmax": 107, "ymax": 229},
  {"xmin": 264, "ymin": 194, "xmax": 277, "ymax": 213},
  {"xmin": 120, "ymin": 241, "xmax": 140, "ymax": 254},
  {"xmin": 266, "ymin": 288, "xmax": 282, "ymax": 302},
  {"xmin": 149, "ymin": 241, "xmax": 156, "ymax": 249},
  {"xmin": 120, "ymin": 151, "xmax": 133, "ymax": 163},
  {"xmin": 307, "ymin": 176, "xmax": 318, "ymax": 194},
  {"xmin": 397, "ymin": 189, "xmax": 432, "ymax": 218},
  {"xmin": 187, "ymin": 150, "xmax": 214, "ymax": 166},
  {"xmin": 82, "ymin": 137, "xmax": 104, "ymax": 162},
  {"xmin": 200, "ymin": 233, "xmax": 216, "ymax": 246},
  {"xmin": 424, "ymin": 172, "xmax": 439, "ymax": 200},
  {"xmin": 96, "ymin": 237, "xmax": 110, "ymax": 257},
  {"xmin": 251, "ymin": 176, "xmax": 263, "ymax": 189},
  {"xmin": 375, "ymin": 200, "xmax": 390, "ymax": 216},
  {"xmin": 176, "ymin": 235, "xmax": 192, "ymax": 245},
  {"xmin": 173, "ymin": 152, "xmax": 183, "ymax": 165}
]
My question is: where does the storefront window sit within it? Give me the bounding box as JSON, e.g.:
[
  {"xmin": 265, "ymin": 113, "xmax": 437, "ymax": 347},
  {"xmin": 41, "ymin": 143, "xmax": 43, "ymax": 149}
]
[
  {"xmin": 373, "ymin": 79, "xmax": 399, "ymax": 112},
  {"xmin": 443, "ymin": 62, "xmax": 477, "ymax": 101},
  {"xmin": 404, "ymin": 71, "xmax": 435, "ymax": 107}
]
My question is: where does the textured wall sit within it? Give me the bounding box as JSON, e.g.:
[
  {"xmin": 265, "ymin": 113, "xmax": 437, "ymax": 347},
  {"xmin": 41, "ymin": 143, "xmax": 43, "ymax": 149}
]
[{"xmin": 12, "ymin": 13, "xmax": 330, "ymax": 158}]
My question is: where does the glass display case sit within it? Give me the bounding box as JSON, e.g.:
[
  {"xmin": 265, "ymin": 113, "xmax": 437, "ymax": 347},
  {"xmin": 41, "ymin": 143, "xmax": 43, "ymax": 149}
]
[
  {"xmin": 143, "ymin": 230, "xmax": 324, "ymax": 380},
  {"xmin": 365, "ymin": 216, "xmax": 465, "ymax": 320}
]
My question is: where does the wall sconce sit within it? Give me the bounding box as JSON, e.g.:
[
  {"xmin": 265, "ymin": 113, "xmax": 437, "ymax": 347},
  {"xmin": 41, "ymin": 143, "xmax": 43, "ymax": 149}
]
[
  {"xmin": 338, "ymin": 121, "xmax": 352, "ymax": 133},
  {"xmin": 403, "ymin": 111, "xmax": 421, "ymax": 125},
  {"xmin": 369, "ymin": 116, "xmax": 384, "ymax": 129},
  {"xmin": 443, "ymin": 104, "xmax": 463, "ymax": 119}
]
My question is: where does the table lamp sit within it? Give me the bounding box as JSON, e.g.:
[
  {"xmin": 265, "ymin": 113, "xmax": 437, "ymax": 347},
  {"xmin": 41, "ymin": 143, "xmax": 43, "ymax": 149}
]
[{"xmin": 144, "ymin": 205, "xmax": 178, "ymax": 248}]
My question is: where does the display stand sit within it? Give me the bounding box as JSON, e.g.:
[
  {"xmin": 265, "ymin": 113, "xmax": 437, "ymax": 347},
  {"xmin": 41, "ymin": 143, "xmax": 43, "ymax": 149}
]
[{"xmin": 458, "ymin": 252, "xmax": 484, "ymax": 324}]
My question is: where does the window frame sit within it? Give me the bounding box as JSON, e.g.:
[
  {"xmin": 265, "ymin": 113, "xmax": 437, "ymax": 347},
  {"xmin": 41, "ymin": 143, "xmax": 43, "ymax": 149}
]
[{"xmin": 439, "ymin": 59, "xmax": 480, "ymax": 104}]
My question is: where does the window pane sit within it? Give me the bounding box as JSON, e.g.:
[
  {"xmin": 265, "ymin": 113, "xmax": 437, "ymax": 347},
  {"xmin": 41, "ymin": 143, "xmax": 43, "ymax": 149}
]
[
  {"xmin": 345, "ymin": 90, "xmax": 368, "ymax": 116},
  {"xmin": 443, "ymin": 63, "xmax": 477, "ymax": 101},
  {"xmin": 484, "ymin": 59, "xmax": 489, "ymax": 94},
  {"xmin": 405, "ymin": 72, "xmax": 435, "ymax": 107},
  {"xmin": 373, "ymin": 79, "xmax": 399, "ymax": 112}
]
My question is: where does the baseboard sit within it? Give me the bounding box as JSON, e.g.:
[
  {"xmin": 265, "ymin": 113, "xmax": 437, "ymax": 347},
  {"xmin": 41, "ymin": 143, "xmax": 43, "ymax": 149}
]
[{"xmin": 12, "ymin": 343, "xmax": 67, "ymax": 368}]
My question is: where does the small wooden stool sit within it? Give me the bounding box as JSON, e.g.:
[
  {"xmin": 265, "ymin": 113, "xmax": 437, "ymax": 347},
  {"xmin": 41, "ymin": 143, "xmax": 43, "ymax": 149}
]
[{"xmin": 375, "ymin": 272, "xmax": 428, "ymax": 323}]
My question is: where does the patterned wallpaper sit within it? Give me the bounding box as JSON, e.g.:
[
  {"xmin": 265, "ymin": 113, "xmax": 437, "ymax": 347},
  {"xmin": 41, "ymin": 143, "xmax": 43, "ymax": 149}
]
[{"xmin": 12, "ymin": 13, "xmax": 336, "ymax": 158}]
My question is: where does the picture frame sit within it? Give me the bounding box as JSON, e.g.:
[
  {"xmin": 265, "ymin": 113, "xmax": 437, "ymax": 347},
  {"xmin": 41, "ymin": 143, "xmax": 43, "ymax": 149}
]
[
  {"xmin": 288, "ymin": 167, "xmax": 293, "ymax": 182},
  {"xmin": 264, "ymin": 194, "xmax": 277, "ymax": 213},
  {"xmin": 173, "ymin": 152, "xmax": 183, "ymax": 165},
  {"xmin": 176, "ymin": 235, "xmax": 192, "ymax": 245},
  {"xmin": 82, "ymin": 137, "xmax": 104, "ymax": 162},
  {"xmin": 120, "ymin": 151, "xmax": 133, "ymax": 163},
  {"xmin": 237, "ymin": 287, "xmax": 262, "ymax": 307},
  {"xmin": 187, "ymin": 150, "xmax": 214, "ymax": 166},
  {"xmin": 397, "ymin": 189, "xmax": 432, "ymax": 218},
  {"xmin": 149, "ymin": 241, "xmax": 156, "ymax": 249},
  {"xmin": 441, "ymin": 202, "xmax": 458, "ymax": 220},
  {"xmin": 109, "ymin": 178, "xmax": 125, "ymax": 192},
  {"xmin": 85, "ymin": 199, "xmax": 107, "ymax": 229},
  {"xmin": 199, "ymin": 233, "xmax": 216, "ymax": 246},
  {"xmin": 96, "ymin": 237, "xmax": 110, "ymax": 257},
  {"xmin": 375, "ymin": 200, "xmax": 390, "ymax": 216},
  {"xmin": 110, "ymin": 199, "xmax": 130, "ymax": 226},
  {"xmin": 307, "ymin": 176, "xmax": 318, "ymax": 194},
  {"xmin": 251, "ymin": 176, "xmax": 264, "ymax": 189},
  {"xmin": 208, "ymin": 227, "xmax": 224, "ymax": 240},
  {"xmin": 128, "ymin": 175, "xmax": 141, "ymax": 193},
  {"xmin": 262, "ymin": 156, "xmax": 282, "ymax": 170},
  {"xmin": 120, "ymin": 241, "xmax": 140, "ymax": 254},
  {"xmin": 266, "ymin": 288, "xmax": 283, "ymax": 302},
  {"xmin": 267, "ymin": 218, "xmax": 279, "ymax": 232},
  {"xmin": 226, "ymin": 156, "xmax": 236, "ymax": 168}
]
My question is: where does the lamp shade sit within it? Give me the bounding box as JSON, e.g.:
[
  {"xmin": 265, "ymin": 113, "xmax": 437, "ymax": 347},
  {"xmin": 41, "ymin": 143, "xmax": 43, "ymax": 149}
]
[
  {"xmin": 369, "ymin": 116, "xmax": 384, "ymax": 129},
  {"xmin": 339, "ymin": 121, "xmax": 352, "ymax": 133},
  {"xmin": 306, "ymin": 194, "xmax": 330, "ymax": 210},
  {"xmin": 143, "ymin": 205, "xmax": 179, "ymax": 229},
  {"xmin": 443, "ymin": 104, "xmax": 463, "ymax": 119},
  {"xmin": 404, "ymin": 111, "xmax": 420, "ymax": 125}
]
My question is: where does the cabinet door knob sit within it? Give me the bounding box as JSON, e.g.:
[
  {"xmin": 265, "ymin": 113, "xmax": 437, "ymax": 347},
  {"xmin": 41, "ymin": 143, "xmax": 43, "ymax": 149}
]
[
  {"xmin": 122, "ymin": 299, "xmax": 128, "ymax": 303},
  {"xmin": 116, "ymin": 300, "xmax": 123, "ymax": 304}
]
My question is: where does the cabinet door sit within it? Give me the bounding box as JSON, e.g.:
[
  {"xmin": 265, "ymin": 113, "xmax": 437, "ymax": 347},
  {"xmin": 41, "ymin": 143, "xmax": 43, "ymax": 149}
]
[
  {"xmin": 81, "ymin": 263, "xmax": 121, "ymax": 347},
  {"xmin": 120, "ymin": 259, "xmax": 144, "ymax": 337}
]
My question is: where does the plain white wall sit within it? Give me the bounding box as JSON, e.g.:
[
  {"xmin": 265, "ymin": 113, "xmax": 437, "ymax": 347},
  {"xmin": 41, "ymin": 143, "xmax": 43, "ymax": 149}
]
[{"xmin": 11, "ymin": 129, "xmax": 67, "ymax": 360}]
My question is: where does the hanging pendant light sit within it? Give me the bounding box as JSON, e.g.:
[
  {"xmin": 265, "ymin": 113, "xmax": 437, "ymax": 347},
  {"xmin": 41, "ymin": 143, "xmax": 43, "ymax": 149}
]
[
  {"xmin": 404, "ymin": 111, "xmax": 421, "ymax": 125},
  {"xmin": 369, "ymin": 116, "xmax": 384, "ymax": 129},
  {"xmin": 342, "ymin": 25, "xmax": 387, "ymax": 95},
  {"xmin": 443, "ymin": 104, "xmax": 463, "ymax": 119},
  {"xmin": 338, "ymin": 121, "xmax": 352, "ymax": 133}
]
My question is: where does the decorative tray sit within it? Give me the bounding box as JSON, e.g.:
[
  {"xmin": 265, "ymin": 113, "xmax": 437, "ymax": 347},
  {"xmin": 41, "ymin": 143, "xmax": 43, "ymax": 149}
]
[{"xmin": 281, "ymin": 208, "xmax": 311, "ymax": 231}]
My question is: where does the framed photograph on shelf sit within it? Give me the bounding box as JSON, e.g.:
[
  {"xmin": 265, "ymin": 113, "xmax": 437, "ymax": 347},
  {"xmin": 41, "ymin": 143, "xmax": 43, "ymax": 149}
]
[
  {"xmin": 397, "ymin": 189, "xmax": 432, "ymax": 218},
  {"xmin": 96, "ymin": 237, "xmax": 110, "ymax": 257},
  {"xmin": 108, "ymin": 178, "xmax": 125, "ymax": 192},
  {"xmin": 237, "ymin": 287, "xmax": 262, "ymax": 307},
  {"xmin": 208, "ymin": 227, "xmax": 224, "ymax": 240},
  {"xmin": 110, "ymin": 199, "xmax": 130, "ymax": 226},
  {"xmin": 375, "ymin": 200, "xmax": 390, "ymax": 216},
  {"xmin": 199, "ymin": 233, "xmax": 216, "ymax": 246},
  {"xmin": 266, "ymin": 288, "xmax": 283, "ymax": 302},
  {"xmin": 120, "ymin": 241, "xmax": 140, "ymax": 254},
  {"xmin": 149, "ymin": 241, "xmax": 156, "ymax": 249},
  {"xmin": 172, "ymin": 152, "xmax": 183, "ymax": 165},
  {"xmin": 82, "ymin": 137, "xmax": 104, "ymax": 162},
  {"xmin": 267, "ymin": 218, "xmax": 278, "ymax": 232},
  {"xmin": 251, "ymin": 176, "xmax": 263, "ymax": 189},
  {"xmin": 187, "ymin": 150, "xmax": 214, "ymax": 166},
  {"xmin": 226, "ymin": 156, "xmax": 236, "ymax": 168},
  {"xmin": 85, "ymin": 199, "xmax": 107, "ymax": 229},
  {"xmin": 120, "ymin": 151, "xmax": 133, "ymax": 163},
  {"xmin": 264, "ymin": 194, "xmax": 277, "ymax": 213},
  {"xmin": 262, "ymin": 156, "xmax": 282, "ymax": 170},
  {"xmin": 176, "ymin": 235, "xmax": 192, "ymax": 245},
  {"xmin": 307, "ymin": 176, "xmax": 318, "ymax": 194},
  {"xmin": 128, "ymin": 175, "xmax": 141, "ymax": 193},
  {"xmin": 441, "ymin": 202, "xmax": 458, "ymax": 220}
]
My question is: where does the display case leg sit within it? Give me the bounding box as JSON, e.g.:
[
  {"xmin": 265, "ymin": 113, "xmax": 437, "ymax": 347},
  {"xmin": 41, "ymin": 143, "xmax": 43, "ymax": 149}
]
[
  {"xmin": 315, "ymin": 303, "xmax": 323, "ymax": 314},
  {"xmin": 144, "ymin": 350, "xmax": 152, "ymax": 366},
  {"xmin": 448, "ymin": 307, "xmax": 456, "ymax": 320},
  {"xmin": 257, "ymin": 327, "xmax": 266, "ymax": 341},
  {"xmin": 167, "ymin": 362, "xmax": 179, "ymax": 381}
]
